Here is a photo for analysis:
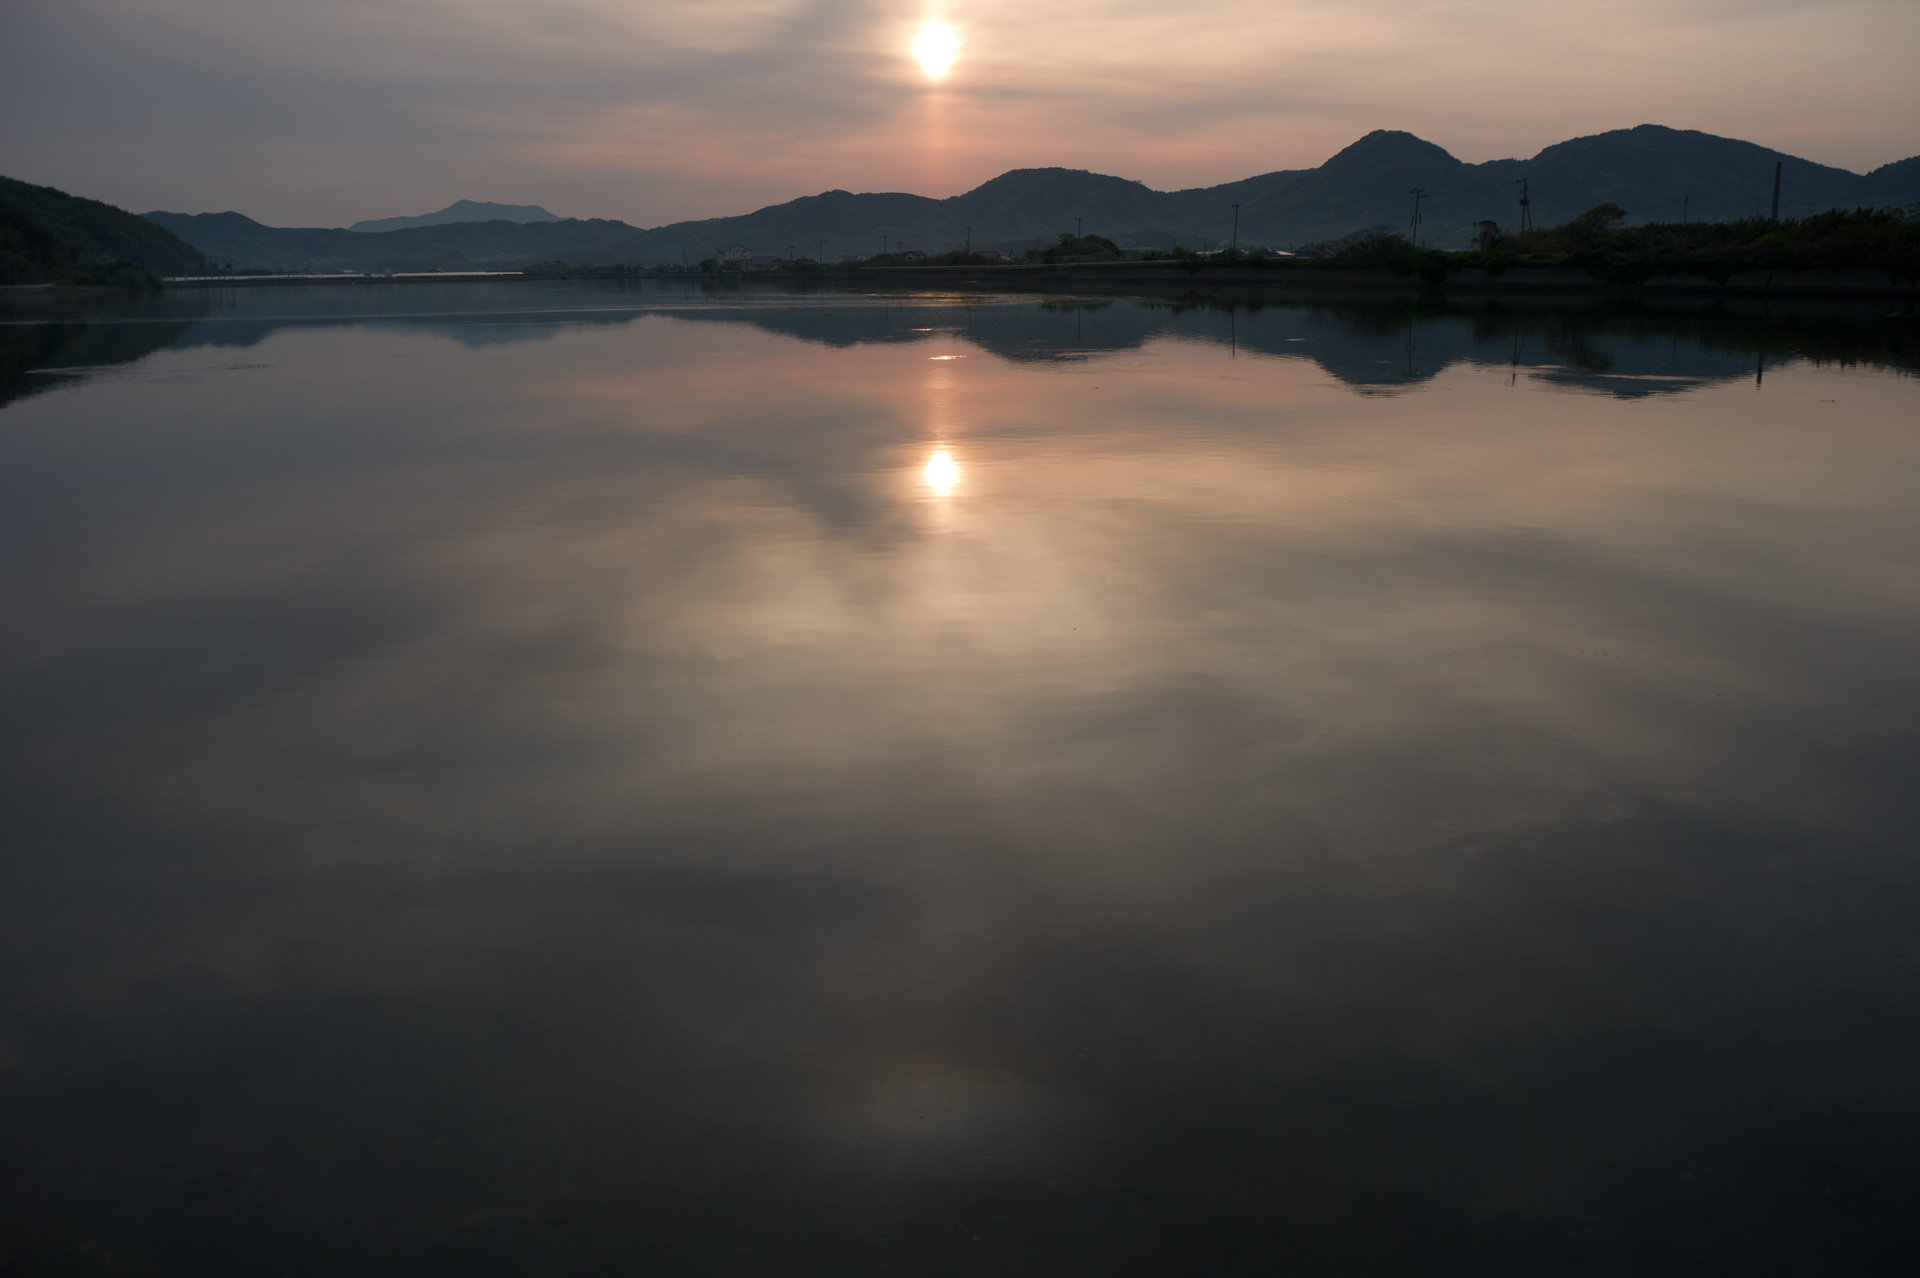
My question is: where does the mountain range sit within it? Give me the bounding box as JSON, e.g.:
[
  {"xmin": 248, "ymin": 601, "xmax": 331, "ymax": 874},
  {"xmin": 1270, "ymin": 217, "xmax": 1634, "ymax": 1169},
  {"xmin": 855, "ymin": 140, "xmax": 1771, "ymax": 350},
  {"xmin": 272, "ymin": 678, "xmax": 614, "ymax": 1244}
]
[{"xmin": 127, "ymin": 124, "xmax": 1920, "ymax": 273}]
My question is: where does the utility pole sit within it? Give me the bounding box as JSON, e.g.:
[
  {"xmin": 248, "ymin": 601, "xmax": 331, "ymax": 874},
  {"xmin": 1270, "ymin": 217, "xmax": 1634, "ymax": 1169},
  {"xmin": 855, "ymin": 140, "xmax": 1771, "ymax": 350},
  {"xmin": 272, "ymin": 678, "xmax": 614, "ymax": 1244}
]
[
  {"xmin": 1770, "ymin": 161, "xmax": 1782, "ymax": 222},
  {"xmin": 1682, "ymin": 195, "xmax": 1688, "ymax": 225},
  {"xmin": 1409, "ymin": 189, "xmax": 1426, "ymax": 246},
  {"xmin": 1230, "ymin": 203, "xmax": 1240, "ymax": 253},
  {"xmin": 1515, "ymin": 178, "xmax": 1532, "ymax": 232},
  {"xmin": 1074, "ymin": 217, "xmax": 1083, "ymax": 240},
  {"xmin": 965, "ymin": 225, "xmax": 971, "ymax": 261}
]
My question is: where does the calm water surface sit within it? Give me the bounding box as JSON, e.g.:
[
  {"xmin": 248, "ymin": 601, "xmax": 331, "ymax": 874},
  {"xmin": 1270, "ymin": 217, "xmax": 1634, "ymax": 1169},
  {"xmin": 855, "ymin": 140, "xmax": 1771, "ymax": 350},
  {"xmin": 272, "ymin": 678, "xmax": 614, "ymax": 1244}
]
[{"xmin": 3, "ymin": 282, "xmax": 1919, "ymax": 1275}]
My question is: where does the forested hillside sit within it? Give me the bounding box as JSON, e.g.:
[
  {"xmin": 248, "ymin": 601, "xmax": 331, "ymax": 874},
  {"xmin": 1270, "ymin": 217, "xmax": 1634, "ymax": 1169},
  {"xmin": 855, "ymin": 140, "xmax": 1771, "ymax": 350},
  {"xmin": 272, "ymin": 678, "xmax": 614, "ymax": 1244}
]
[{"xmin": 1, "ymin": 175, "xmax": 207, "ymax": 284}]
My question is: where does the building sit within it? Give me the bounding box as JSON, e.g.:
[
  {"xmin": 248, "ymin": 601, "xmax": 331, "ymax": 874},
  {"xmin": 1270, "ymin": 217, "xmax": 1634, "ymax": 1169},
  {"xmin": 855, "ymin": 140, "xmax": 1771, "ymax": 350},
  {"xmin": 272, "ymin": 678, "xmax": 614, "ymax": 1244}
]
[{"xmin": 715, "ymin": 244, "xmax": 752, "ymax": 267}]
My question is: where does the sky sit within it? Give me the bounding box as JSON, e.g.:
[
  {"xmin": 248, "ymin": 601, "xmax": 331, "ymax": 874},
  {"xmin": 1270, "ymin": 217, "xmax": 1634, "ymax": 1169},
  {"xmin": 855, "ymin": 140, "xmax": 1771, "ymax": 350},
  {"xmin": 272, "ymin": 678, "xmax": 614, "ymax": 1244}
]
[{"xmin": 3, "ymin": 0, "xmax": 1916, "ymax": 229}]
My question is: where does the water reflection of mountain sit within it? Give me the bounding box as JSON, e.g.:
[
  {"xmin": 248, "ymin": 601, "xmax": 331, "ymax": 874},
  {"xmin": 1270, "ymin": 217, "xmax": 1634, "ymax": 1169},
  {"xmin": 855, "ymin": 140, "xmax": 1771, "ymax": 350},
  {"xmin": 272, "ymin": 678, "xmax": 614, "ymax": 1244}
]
[
  {"xmin": 4, "ymin": 282, "xmax": 1914, "ymax": 405},
  {"xmin": 654, "ymin": 293, "xmax": 1917, "ymax": 398},
  {"xmin": 0, "ymin": 293, "xmax": 211, "ymax": 409}
]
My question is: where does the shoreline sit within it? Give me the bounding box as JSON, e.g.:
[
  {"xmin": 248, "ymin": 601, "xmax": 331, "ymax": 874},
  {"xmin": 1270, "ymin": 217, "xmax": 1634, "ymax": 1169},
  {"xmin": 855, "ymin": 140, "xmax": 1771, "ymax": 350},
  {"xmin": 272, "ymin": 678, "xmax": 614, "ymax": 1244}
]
[{"xmin": 149, "ymin": 263, "xmax": 1920, "ymax": 301}]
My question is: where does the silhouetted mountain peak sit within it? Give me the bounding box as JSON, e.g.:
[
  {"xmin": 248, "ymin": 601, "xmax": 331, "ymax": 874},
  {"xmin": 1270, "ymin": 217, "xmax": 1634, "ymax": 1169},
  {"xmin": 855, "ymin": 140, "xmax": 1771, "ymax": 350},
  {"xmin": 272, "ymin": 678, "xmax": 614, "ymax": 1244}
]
[
  {"xmin": 960, "ymin": 168, "xmax": 1155, "ymax": 200},
  {"xmin": 1321, "ymin": 130, "xmax": 1461, "ymax": 174}
]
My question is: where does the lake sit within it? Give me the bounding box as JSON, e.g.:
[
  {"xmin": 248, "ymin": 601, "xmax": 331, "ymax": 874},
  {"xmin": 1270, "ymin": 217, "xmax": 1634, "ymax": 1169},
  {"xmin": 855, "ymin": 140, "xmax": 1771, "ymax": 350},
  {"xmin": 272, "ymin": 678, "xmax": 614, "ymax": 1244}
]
[{"xmin": 3, "ymin": 281, "xmax": 1919, "ymax": 1275}]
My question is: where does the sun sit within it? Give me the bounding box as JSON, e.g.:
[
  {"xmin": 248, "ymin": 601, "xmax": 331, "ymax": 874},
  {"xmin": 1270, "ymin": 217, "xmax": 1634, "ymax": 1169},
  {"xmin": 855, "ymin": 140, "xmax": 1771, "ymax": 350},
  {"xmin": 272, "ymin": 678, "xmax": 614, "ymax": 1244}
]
[{"xmin": 910, "ymin": 22, "xmax": 959, "ymax": 80}]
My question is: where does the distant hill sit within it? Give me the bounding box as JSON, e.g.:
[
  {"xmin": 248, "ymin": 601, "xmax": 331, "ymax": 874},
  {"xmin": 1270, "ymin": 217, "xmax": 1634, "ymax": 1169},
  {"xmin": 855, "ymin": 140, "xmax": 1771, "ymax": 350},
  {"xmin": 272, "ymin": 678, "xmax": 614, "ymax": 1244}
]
[
  {"xmin": 349, "ymin": 200, "xmax": 562, "ymax": 233},
  {"xmin": 142, "ymin": 210, "xmax": 642, "ymax": 273},
  {"xmin": 1, "ymin": 174, "xmax": 208, "ymax": 284},
  {"xmin": 146, "ymin": 125, "xmax": 1920, "ymax": 270},
  {"xmin": 612, "ymin": 125, "xmax": 1920, "ymax": 259}
]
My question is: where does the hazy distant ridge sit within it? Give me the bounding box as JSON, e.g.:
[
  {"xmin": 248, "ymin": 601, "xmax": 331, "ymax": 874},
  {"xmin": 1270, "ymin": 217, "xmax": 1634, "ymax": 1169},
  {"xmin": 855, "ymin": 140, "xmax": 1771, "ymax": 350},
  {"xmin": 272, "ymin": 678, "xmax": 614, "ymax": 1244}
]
[
  {"xmin": 141, "ymin": 211, "xmax": 640, "ymax": 274},
  {"xmin": 145, "ymin": 125, "xmax": 1920, "ymax": 271},
  {"xmin": 349, "ymin": 200, "xmax": 561, "ymax": 233}
]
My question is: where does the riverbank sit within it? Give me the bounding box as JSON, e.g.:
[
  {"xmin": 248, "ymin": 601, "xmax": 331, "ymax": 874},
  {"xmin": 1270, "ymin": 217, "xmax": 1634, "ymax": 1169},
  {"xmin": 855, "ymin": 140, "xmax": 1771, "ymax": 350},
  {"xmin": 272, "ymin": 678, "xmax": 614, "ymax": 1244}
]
[
  {"xmin": 160, "ymin": 270, "xmax": 526, "ymax": 288},
  {"xmin": 153, "ymin": 262, "xmax": 1919, "ymax": 301},
  {"xmin": 837, "ymin": 261, "xmax": 1920, "ymax": 300}
]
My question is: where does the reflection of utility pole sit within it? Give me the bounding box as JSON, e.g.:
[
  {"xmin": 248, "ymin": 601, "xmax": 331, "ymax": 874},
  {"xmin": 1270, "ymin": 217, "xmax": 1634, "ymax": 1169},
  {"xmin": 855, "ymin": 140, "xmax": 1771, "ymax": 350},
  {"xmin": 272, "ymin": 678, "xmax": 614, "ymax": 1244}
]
[
  {"xmin": 1231, "ymin": 203, "xmax": 1240, "ymax": 253},
  {"xmin": 1409, "ymin": 189, "xmax": 1426, "ymax": 245},
  {"xmin": 1770, "ymin": 161, "xmax": 1782, "ymax": 221},
  {"xmin": 1515, "ymin": 178, "xmax": 1532, "ymax": 232}
]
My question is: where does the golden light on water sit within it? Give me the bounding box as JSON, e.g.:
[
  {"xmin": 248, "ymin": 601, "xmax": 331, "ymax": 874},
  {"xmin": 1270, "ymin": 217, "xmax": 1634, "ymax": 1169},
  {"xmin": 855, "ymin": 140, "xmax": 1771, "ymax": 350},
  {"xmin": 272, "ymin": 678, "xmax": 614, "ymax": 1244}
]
[
  {"xmin": 923, "ymin": 448, "xmax": 960, "ymax": 494},
  {"xmin": 910, "ymin": 22, "xmax": 959, "ymax": 80}
]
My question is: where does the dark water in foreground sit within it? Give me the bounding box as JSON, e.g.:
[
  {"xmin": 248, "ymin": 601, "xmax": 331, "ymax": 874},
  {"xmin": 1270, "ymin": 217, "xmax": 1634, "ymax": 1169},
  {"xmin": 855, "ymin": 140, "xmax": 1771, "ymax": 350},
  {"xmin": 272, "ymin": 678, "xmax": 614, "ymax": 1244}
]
[{"xmin": 3, "ymin": 282, "xmax": 1919, "ymax": 1275}]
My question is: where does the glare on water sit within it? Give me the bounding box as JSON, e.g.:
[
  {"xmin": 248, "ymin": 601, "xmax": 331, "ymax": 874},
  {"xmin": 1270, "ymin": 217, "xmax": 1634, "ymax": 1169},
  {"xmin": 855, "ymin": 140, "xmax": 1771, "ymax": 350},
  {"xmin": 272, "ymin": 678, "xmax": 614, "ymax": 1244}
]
[{"xmin": 922, "ymin": 446, "xmax": 960, "ymax": 493}]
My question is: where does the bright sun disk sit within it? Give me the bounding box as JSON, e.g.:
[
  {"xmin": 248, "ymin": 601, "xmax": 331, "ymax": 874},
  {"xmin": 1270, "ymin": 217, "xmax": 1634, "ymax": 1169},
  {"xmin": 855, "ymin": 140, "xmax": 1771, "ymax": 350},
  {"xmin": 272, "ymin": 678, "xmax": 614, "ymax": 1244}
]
[{"xmin": 910, "ymin": 22, "xmax": 959, "ymax": 80}]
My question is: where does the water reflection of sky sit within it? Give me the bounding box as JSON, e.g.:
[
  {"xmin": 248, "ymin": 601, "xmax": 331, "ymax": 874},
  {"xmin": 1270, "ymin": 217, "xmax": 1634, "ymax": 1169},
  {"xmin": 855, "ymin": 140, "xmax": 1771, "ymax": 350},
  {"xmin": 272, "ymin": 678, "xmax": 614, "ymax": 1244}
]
[{"xmin": 1, "ymin": 284, "xmax": 1918, "ymax": 1274}]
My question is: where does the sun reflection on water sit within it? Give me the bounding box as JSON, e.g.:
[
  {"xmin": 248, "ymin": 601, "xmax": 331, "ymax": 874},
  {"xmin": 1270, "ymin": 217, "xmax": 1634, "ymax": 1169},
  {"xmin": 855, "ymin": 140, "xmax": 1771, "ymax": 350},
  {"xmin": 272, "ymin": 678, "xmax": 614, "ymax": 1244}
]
[{"xmin": 923, "ymin": 448, "xmax": 960, "ymax": 494}]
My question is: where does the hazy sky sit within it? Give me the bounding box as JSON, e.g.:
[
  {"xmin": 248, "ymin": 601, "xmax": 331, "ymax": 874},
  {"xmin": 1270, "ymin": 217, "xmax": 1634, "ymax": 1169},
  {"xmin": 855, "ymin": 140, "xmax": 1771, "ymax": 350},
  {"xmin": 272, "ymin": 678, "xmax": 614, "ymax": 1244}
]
[{"xmin": 4, "ymin": 0, "xmax": 1915, "ymax": 228}]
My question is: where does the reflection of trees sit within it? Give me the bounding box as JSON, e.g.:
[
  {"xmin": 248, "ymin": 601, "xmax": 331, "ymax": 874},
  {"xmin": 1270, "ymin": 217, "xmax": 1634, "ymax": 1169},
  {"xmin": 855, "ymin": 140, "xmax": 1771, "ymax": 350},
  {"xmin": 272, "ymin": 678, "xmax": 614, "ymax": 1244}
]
[
  {"xmin": 1145, "ymin": 295, "xmax": 1920, "ymax": 389},
  {"xmin": 7, "ymin": 284, "xmax": 1911, "ymax": 413},
  {"xmin": 640, "ymin": 289, "xmax": 1920, "ymax": 389},
  {"xmin": 1545, "ymin": 332, "xmax": 1616, "ymax": 374},
  {"xmin": 1, "ymin": 294, "xmax": 210, "ymax": 409}
]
